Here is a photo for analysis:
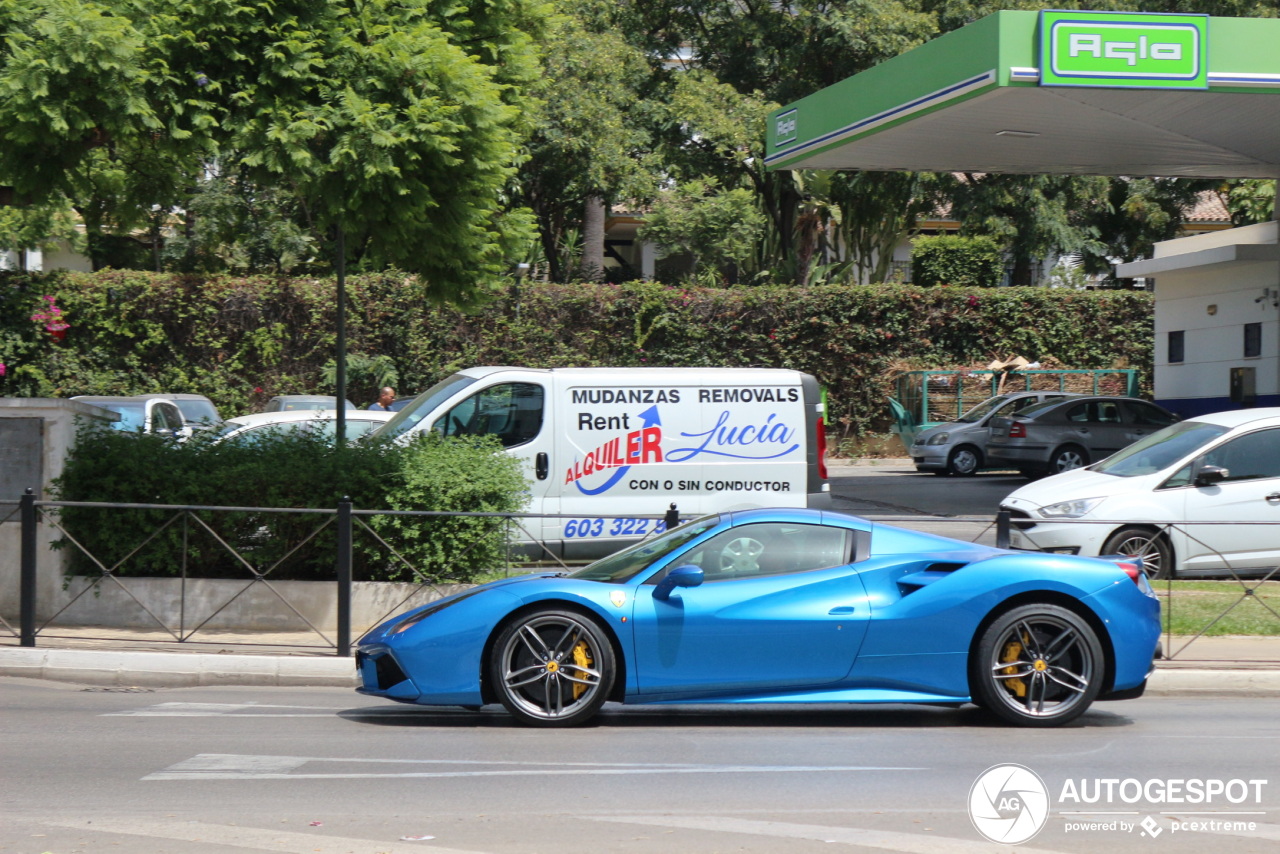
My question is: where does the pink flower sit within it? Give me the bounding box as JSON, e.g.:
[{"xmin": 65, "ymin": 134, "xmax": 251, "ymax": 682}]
[{"xmin": 0, "ymin": 363, "xmax": 6, "ymax": 377}]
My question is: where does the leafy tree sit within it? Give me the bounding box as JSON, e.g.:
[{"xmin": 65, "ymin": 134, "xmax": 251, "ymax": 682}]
[
  {"xmin": 639, "ymin": 178, "xmax": 765, "ymax": 281},
  {"xmin": 1222, "ymin": 179, "xmax": 1277, "ymax": 226},
  {"xmin": 517, "ymin": 0, "xmax": 659, "ymax": 282}
]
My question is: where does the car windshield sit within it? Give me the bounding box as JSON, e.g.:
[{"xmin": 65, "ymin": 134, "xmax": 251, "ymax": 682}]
[
  {"xmin": 568, "ymin": 516, "xmax": 720, "ymax": 584},
  {"xmin": 174, "ymin": 399, "xmax": 221, "ymax": 424},
  {"xmin": 372, "ymin": 374, "xmax": 478, "ymax": 441},
  {"xmin": 1092, "ymin": 420, "xmax": 1229, "ymax": 477},
  {"xmin": 1008, "ymin": 398, "xmax": 1062, "ymax": 419},
  {"xmin": 955, "ymin": 395, "xmax": 1012, "ymax": 423},
  {"xmin": 91, "ymin": 401, "xmax": 146, "ymax": 431}
]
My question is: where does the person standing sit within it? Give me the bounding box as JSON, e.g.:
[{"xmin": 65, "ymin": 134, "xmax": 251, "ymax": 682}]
[{"xmin": 369, "ymin": 387, "xmax": 396, "ymax": 411}]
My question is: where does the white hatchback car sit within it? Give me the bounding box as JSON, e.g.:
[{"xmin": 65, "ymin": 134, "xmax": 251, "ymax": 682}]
[
  {"xmin": 216, "ymin": 409, "xmax": 394, "ymax": 444},
  {"xmin": 1000, "ymin": 408, "xmax": 1280, "ymax": 578}
]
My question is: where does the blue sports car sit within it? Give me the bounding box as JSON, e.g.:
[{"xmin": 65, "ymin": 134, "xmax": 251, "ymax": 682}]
[{"xmin": 356, "ymin": 508, "xmax": 1161, "ymax": 727}]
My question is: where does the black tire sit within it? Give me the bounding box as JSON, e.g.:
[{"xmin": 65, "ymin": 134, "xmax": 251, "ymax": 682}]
[
  {"xmin": 1103, "ymin": 526, "xmax": 1175, "ymax": 580},
  {"xmin": 488, "ymin": 609, "xmax": 615, "ymax": 727},
  {"xmin": 947, "ymin": 445, "xmax": 982, "ymax": 477},
  {"xmin": 971, "ymin": 604, "xmax": 1103, "ymax": 727},
  {"xmin": 1049, "ymin": 445, "xmax": 1090, "ymax": 474}
]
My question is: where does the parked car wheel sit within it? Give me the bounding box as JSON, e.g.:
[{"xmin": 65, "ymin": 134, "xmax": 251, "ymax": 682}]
[
  {"xmin": 489, "ymin": 609, "xmax": 615, "ymax": 727},
  {"xmin": 1102, "ymin": 526, "xmax": 1175, "ymax": 580},
  {"xmin": 1050, "ymin": 444, "xmax": 1090, "ymax": 473},
  {"xmin": 947, "ymin": 445, "xmax": 982, "ymax": 477},
  {"xmin": 972, "ymin": 604, "xmax": 1103, "ymax": 727}
]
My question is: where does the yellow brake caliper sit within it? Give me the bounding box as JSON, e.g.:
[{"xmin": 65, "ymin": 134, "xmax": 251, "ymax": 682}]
[
  {"xmin": 571, "ymin": 641, "xmax": 593, "ymax": 700},
  {"xmin": 1001, "ymin": 637, "xmax": 1027, "ymax": 698}
]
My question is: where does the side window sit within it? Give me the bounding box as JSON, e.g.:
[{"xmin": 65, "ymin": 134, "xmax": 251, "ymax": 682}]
[
  {"xmin": 673, "ymin": 522, "xmax": 851, "ymax": 581},
  {"xmin": 1201, "ymin": 429, "xmax": 1280, "ymax": 482},
  {"xmin": 432, "ymin": 382, "xmax": 544, "ymax": 447},
  {"xmin": 1128, "ymin": 402, "xmax": 1176, "ymax": 427},
  {"xmin": 152, "ymin": 403, "xmax": 181, "ymax": 432},
  {"xmin": 1168, "ymin": 330, "xmax": 1185, "ymax": 364},
  {"xmin": 1065, "ymin": 403, "xmax": 1091, "ymax": 422}
]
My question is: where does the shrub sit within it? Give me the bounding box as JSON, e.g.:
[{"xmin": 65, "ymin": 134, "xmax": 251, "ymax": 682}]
[
  {"xmin": 910, "ymin": 235, "xmax": 1004, "ymax": 287},
  {"xmin": 51, "ymin": 423, "xmax": 527, "ymax": 582}
]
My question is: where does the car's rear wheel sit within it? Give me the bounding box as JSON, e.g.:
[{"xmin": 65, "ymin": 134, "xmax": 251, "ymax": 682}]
[
  {"xmin": 489, "ymin": 609, "xmax": 615, "ymax": 727},
  {"xmin": 972, "ymin": 604, "xmax": 1103, "ymax": 727},
  {"xmin": 947, "ymin": 446, "xmax": 982, "ymax": 477},
  {"xmin": 1103, "ymin": 526, "xmax": 1174, "ymax": 580},
  {"xmin": 1049, "ymin": 445, "xmax": 1089, "ymax": 473}
]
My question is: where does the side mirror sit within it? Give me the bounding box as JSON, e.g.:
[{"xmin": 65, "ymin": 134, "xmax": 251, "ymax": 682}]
[
  {"xmin": 652, "ymin": 565, "xmax": 704, "ymax": 601},
  {"xmin": 1193, "ymin": 465, "xmax": 1228, "ymax": 487}
]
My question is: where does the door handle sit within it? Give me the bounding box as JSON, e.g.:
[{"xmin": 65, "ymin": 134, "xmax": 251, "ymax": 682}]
[
  {"xmin": 535, "ymin": 452, "xmax": 549, "ymax": 480},
  {"xmin": 828, "ymin": 606, "xmax": 855, "ymax": 615},
  {"xmin": 1266, "ymin": 493, "xmax": 1280, "ymax": 504}
]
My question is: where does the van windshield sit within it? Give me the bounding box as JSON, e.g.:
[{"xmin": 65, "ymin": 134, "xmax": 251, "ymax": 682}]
[
  {"xmin": 370, "ymin": 374, "xmax": 478, "ymax": 441},
  {"xmin": 1092, "ymin": 421, "xmax": 1229, "ymax": 478}
]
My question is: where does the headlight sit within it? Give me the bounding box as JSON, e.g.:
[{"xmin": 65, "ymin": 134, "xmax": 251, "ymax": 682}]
[
  {"xmin": 1037, "ymin": 497, "xmax": 1104, "ymax": 519},
  {"xmin": 924, "ymin": 432, "xmax": 950, "ymax": 446}
]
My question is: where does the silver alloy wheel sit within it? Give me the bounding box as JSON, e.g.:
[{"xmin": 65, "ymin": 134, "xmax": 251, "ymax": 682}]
[
  {"xmin": 1103, "ymin": 526, "xmax": 1173, "ymax": 579},
  {"xmin": 1051, "ymin": 446, "xmax": 1088, "ymax": 472},
  {"xmin": 493, "ymin": 612, "xmax": 612, "ymax": 726},
  {"xmin": 975, "ymin": 605, "xmax": 1102, "ymax": 727},
  {"xmin": 948, "ymin": 446, "xmax": 980, "ymax": 476}
]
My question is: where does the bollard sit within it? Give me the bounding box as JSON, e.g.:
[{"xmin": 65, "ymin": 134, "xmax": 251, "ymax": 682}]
[
  {"xmin": 336, "ymin": 497, "xmax": 353, "ymax": 657},
  {"xmin": 996, "ymin": 509, "xmax": 1011, "ymax": 550},
  {"xmin": 20, "ymin": 488, "xmax": 36, "ymax": 647}
]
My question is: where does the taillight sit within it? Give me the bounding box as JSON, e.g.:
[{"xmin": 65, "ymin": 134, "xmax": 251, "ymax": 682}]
[
  {"xmin": 1008, "ymin": 421, "xmax": 1027, "ymax": 438},
  {"xmin": 1115, "ymin": 561, "xmax": 1143, "ymax": 584},
  {"xmin": 816, "ymin": 418, "xmax": 828, "ymax": 480}
]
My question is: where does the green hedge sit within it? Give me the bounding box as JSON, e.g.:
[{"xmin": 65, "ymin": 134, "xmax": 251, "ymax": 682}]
[
  {"xmin": 910, "ymin": 235, "xmax": 1005, "ymax": 287},
  {"xmin": 1, "ymin": 270, "xmax": 1154, "ymax": 440},
  {"xmin": 52, "ymin": 425, "xmax": 527, "ymax": 582}
]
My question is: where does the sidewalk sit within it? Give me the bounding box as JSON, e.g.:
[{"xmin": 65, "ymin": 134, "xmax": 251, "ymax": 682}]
[{"xmin": 2, "ymin": 626, "xmax": 1278, "ymax": 695}]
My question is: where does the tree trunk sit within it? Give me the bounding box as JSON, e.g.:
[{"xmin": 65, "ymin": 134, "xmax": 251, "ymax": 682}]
[{"xmin": 579, "ymin": 195, "xmax": 606, "ymax": 281}]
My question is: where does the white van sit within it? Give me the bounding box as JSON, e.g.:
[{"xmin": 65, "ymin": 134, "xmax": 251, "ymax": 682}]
[{"xmin": 371, "ymin": 367, "xmax": 832, "ymax": 558}]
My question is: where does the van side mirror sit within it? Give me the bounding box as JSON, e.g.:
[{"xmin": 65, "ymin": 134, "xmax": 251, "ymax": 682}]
[
  {"xmin": 1193, "ymin": 465, "xmax": 1228, "ymax": 487},
  {"xmin": 653, "ymin": 565, "xmax": 704, "ymax": 601}
]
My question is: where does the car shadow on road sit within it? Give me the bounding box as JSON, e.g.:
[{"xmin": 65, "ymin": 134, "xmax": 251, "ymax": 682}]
[{"xmin": 339, "ymin": 703, "xmax": 1134, "ymax": 730}]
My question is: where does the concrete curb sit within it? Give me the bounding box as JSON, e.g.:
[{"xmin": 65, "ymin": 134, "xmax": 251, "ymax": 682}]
[
  {"xmin": 0, "ymin": 647, "xmax": 357, "ymax": 689},
  {"xmin": 4, "ymin": 646, "xmax": 1280, "ymax": 695}
]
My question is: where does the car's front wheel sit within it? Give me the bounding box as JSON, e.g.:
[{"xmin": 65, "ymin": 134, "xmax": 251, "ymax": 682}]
[
  {"xmin": 489, "ymin": 609, "xmax": 615, "ymax": 727},
  {"xmin": 1103, "ymin": 526, "xmax": 1174, "ymax": 580},
  {"xmin": 971, "ymin": 604, "xmax": 1103, "ymax": 727},
  {"xmin": 947, "ymin": 445, "xmax": 982, "ymax": 476}
]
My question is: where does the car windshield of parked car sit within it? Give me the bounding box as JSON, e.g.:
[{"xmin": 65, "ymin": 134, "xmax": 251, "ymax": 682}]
[
  {"xmin": 1009, "ymin": 398, "xmax": 1063, "ymax": 420},
  {"xmin": 373, "ymin": 374, "xmax": 478, "ymax": 441},
  {"xmin": 94, "ymin": 401, "xmax": 146, "ymax": 431},
  {"xmin": 1091, "ymin": 421, "xmax": 1229, "ymax": 478},
  {"xmin": 175, "ymin": 399, "xmax": 221, "ymax": 425},
  {"xmin": 955, "ymin": 395, "xmax": 1013, "ymax": 423},
  {"xmin": 568, "ymin": 517, "xmax": 720, "ymax": 583}
]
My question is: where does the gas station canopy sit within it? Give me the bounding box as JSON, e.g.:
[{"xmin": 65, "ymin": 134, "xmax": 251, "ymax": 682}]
[{"xmin": 766, "ymin": 11, "xmax": 1280, "ymax": 179}]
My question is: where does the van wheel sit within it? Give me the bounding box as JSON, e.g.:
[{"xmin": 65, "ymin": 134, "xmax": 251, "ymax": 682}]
[
  {"xmin": 1049, "ymin": 445, "xmax": 1089, "ymax": 473},
  {"xmin": 947, "ymin": 446, "xmax": 982, "ymax": 477},
  {"xmin": 1102, "ymin": 527, "xmax": 1174, "ymax": 580}
]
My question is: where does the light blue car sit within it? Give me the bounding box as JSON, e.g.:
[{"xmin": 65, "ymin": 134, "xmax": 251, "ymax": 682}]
[{"xmin": 356, "ymin": 507, "xmax": 1161, "ymax": 728}]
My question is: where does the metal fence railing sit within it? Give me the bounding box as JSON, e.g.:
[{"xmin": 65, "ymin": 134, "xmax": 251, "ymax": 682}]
[{"xmin": 4, "ymin": 494, "xmax": 1272, "ymax": 663}]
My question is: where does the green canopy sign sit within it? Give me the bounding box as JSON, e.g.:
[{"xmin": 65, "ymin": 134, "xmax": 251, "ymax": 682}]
[{"xmin": 1040, "ymin": 11, "xmax": 1207, "ymax": 89}]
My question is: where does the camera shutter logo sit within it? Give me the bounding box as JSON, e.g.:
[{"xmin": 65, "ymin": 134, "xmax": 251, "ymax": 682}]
[{"xmin": 969, "ymin": 764, "xmax": 1050, "ymax": 844}]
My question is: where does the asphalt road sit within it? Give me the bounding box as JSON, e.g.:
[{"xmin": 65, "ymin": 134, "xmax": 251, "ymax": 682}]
[{"xmin": 3, "ymin": 679, "xmax": 1278, "ymax": 854}]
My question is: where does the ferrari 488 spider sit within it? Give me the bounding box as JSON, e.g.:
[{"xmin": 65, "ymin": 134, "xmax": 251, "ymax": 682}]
[{"xmin": 356, "ymin": 508, "xmax": 1160, "ymax": 727}]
